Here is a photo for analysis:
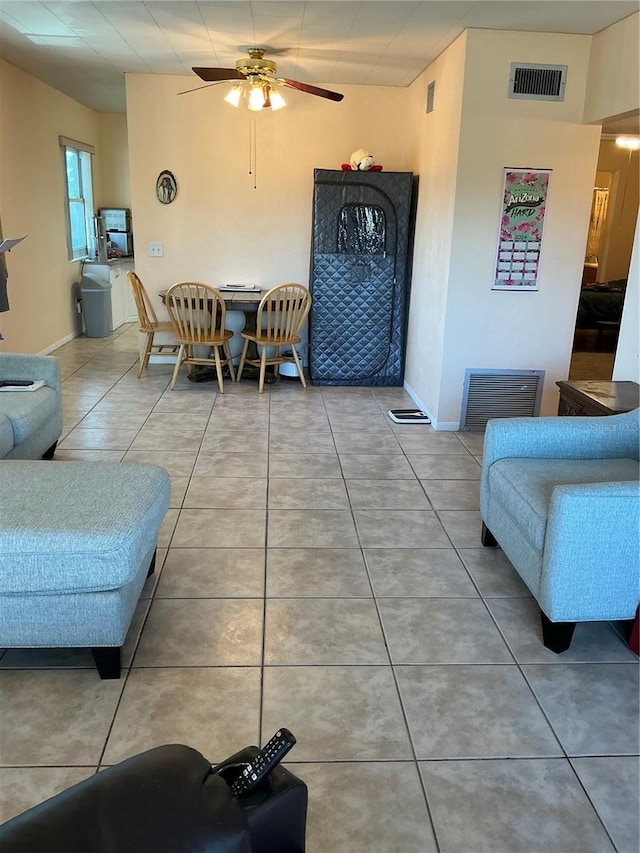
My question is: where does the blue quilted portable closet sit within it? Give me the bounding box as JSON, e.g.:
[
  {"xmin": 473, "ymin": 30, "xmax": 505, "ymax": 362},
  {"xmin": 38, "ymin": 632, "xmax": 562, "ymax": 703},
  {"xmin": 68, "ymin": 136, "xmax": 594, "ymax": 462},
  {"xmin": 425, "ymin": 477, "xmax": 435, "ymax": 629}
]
[{"xmin": 309, "ymin": 169, "xmax": 416, "ymax": 386}]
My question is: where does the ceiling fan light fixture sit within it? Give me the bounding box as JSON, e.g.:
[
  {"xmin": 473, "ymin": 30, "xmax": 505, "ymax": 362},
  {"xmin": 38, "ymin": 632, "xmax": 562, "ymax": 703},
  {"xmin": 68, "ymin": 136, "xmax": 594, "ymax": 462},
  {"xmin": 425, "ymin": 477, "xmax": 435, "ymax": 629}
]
[
  {"xmin": 191, "ymin": 49, "xmax": 343, "ymax": 108},
  {"xmin": 248, "ymin": 83, "xmax": 266, "ymax": 111},
  {"xmin": 224, "ymin": 85, "xmax": 242, "ymax": 108},
  {"xmin": 269, "ymin": 89, "xmax": 286, "ymax": 111}
]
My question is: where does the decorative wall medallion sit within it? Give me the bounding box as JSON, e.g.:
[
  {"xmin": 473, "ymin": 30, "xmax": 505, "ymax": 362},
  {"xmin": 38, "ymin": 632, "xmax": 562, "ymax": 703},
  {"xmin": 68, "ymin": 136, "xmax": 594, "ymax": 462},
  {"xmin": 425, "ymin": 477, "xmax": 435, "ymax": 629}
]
[{"xmin": 156, "ymin": 170, "xmax": 177, "ymax": 204}]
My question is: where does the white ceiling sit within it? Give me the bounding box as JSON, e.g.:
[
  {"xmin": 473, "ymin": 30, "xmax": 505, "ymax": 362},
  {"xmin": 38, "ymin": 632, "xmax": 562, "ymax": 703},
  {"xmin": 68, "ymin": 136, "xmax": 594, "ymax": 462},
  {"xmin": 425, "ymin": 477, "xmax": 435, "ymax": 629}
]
[{"xmin": 0, "ymin": 0, "xmax": 638, "ymax": 119}]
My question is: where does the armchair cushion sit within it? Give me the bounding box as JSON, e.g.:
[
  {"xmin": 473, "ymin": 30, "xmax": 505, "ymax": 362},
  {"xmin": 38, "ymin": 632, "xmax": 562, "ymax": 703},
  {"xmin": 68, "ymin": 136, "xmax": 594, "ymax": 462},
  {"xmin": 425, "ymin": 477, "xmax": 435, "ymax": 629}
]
[
  {"xmin": 488, "ymin": 457, "xmax": 639, "ymax": 552},
  {"xmin": 0, "ymin": 461, "xmax": 171, "ymax": 595}
]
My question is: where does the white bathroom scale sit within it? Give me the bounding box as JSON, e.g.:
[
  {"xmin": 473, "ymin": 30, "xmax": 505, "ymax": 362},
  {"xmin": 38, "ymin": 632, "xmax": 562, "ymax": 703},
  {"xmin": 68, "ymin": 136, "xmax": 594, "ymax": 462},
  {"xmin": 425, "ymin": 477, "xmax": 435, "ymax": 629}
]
[{"xmin": 388, "ymin": 409, "xmax": 431, "ymax": 424}]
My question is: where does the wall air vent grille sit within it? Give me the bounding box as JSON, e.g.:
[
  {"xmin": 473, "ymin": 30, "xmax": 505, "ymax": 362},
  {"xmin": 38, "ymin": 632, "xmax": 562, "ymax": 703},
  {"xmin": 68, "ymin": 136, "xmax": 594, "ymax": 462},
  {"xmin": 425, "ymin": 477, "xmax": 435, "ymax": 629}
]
[
  {"xmin": 460, "ymin": 369, "xmax": 545, "ymax": 431},
  {"xmin": 508, "ymin": 63, "xmax": 567, "ymax": 100},
  {"xmin": 426, "ymin": 81, "xmax": 435, "ymax": 113}
]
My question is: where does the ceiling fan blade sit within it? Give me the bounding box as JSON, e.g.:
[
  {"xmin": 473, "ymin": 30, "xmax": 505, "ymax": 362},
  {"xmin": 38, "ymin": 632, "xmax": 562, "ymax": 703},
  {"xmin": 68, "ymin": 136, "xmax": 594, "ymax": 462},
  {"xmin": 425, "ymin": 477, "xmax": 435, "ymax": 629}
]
[
  {"xmin": 282, "ymin": 78, "xmax": 344, "ymax": 102},
  {"xmin": 192, "ymin": 67, "xmax": 244, "ymax": 82}
]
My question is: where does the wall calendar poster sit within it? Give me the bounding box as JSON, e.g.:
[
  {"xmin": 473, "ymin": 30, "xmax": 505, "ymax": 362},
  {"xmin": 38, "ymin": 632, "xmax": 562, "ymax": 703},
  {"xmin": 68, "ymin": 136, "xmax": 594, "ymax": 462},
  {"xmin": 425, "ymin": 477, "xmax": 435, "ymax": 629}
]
[{"xmin": 493, "ymin": 168, "xmax": 551, "ymax": 291}]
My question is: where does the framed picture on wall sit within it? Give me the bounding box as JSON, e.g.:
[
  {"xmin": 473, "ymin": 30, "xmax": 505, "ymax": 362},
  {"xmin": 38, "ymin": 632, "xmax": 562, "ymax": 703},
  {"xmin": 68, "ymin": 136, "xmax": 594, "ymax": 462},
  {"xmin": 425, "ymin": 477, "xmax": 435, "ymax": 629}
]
[
  {"xmin": 493, "ymin": 168, "xmax": 551, "ymax": 291},
  {"xmin": 156, "ymin": 170, "xmax": 177, "ymax": 204}
]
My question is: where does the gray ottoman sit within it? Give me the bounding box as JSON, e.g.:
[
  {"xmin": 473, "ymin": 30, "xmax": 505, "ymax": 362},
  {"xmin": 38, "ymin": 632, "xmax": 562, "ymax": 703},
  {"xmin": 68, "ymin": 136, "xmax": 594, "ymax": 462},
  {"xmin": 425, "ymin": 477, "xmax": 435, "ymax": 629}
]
[{"xmin": 0, "ymin": 461, "xmax": 171, "ymax": 678}]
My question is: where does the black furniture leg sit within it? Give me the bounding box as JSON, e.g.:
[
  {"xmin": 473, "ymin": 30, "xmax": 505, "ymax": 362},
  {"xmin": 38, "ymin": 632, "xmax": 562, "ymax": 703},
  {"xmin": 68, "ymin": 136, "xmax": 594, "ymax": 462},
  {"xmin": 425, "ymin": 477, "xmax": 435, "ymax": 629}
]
[
  {"xmin": 92, "ymin": 647, "xmax": 121, "ymax": 679},
  {"xmin": 147, "ymin": 550, "xmax": 157, "ymax": 578},
  {"xmin": 42, "ymin": 440, "xmax": 57, "ymax": 460},
  {"xmin": 540, "ymin": 612, "xmax": 576, "ymax": 653},
  {"xmin": 481, "ymin": 522, "xmax": 498, "ymax": 547}
]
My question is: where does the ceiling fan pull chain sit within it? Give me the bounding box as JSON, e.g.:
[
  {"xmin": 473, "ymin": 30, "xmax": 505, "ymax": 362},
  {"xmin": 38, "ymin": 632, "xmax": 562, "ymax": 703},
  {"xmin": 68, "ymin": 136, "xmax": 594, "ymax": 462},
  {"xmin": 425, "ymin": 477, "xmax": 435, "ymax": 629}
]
[{"xmin": 250, "ymin": 113, "xmax": 257, "ymax": 189}]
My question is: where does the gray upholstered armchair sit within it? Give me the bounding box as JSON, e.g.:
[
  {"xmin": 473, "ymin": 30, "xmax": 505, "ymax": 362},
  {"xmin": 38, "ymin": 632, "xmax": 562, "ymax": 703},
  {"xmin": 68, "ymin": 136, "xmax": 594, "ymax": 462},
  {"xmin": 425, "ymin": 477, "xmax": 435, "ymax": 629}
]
[
  {"xmin": 480, "ymin": 408, "xmax": 640, "ymax": 652},
  {"xmin": 0, "ymin": 352, "xmax": 62, "ymax": 459}
]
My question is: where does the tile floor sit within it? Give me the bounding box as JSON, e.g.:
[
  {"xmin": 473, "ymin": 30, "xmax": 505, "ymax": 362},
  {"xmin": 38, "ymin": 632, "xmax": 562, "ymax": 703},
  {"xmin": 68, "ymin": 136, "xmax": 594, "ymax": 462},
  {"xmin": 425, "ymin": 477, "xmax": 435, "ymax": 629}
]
[{"xmin": 1, "ymin": 324, "xmax": 638, "ymax": 852}]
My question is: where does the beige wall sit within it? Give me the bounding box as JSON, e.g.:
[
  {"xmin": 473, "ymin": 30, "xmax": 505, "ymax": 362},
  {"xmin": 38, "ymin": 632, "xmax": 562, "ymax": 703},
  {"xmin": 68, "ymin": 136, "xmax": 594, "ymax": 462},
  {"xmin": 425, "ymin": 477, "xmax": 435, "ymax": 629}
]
[
  {"xmin": 126, "ymin": 74, "xmax": 414, "ymax": 297},
  {"xmin": 584, "ymin": 12, "xmax": 640, "ymax": 125},
  {"xmin": 96, "ymin": 113, "xmax": 130, "ymax": 210},
  {"xmin": 404, "ymin": 33, "xmax": 466, "ymax": 420},
  {"xmin": 0, "ymin": 58, "xmax": 102, "ymax": 352},
  {"xmin": 406, "ymin": 29, "xmax": 601, "ymax": 426}
]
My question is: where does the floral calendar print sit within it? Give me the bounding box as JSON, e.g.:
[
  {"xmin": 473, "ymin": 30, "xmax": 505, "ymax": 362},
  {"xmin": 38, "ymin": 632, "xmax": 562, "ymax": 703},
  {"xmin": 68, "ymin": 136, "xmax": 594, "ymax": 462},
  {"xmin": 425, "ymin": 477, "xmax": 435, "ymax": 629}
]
[{"xmin": 493, "ymin": 169, "xmax": 551, "ymax": 291}]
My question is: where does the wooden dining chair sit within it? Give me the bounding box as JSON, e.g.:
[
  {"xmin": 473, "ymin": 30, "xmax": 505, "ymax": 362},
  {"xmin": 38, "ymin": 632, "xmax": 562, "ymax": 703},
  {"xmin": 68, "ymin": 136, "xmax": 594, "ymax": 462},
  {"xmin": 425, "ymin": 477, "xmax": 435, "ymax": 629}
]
[
  {"xmin": 236, "ymin": 283, "xmax": 311, "ymax": 393},
  {"xmin": 127, "ymin": 271, "xmax": 177, "ymax": 378},
  {"xmin": 164, "ymin": 282, "xmax": 236, "ymax": 392}
]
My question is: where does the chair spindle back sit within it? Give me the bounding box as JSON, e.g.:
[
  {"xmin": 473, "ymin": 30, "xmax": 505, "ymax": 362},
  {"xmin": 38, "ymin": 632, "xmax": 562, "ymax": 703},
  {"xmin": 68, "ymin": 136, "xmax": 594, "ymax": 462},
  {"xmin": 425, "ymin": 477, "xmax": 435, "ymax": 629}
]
[
  {"xmin": 165, "ymin": 282, "xmax": 227, "ymax": 345},
  {"xmin": 257, "ymin": 283, "xmax": 311, "ymax": 342},
  {"xmin": 128, "ymin": 271, "xmax": 159, "ymax": 330}
]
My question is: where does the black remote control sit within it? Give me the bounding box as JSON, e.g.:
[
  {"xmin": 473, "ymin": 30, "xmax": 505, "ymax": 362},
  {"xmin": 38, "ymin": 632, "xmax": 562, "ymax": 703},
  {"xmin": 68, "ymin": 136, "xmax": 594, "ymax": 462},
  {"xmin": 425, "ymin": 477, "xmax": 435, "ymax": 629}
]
[
  {"xmin": 230, "ymin": 728, "xmax": 296, "ymax": 796},
  {"xmin": 0, "ymin": 380, "xmax": 34, "ymax": 387}
]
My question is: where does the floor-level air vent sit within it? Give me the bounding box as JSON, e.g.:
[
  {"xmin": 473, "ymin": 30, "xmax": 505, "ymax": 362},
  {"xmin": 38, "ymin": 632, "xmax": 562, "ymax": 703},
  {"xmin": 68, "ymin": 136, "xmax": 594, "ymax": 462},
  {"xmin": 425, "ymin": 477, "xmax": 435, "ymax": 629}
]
[
  {"xmin": 508, "ymin": 63, "xmax": 567, "ymax": 100},
  {"xmin": 460, "ymin": 368, "xmax": 545, "ymax": 431}
]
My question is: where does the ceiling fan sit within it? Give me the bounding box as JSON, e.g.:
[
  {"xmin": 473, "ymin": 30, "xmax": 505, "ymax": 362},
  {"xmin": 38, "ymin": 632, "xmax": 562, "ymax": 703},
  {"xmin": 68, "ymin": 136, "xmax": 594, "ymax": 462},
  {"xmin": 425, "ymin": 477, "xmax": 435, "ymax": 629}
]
[{"xmin": 190, "ymin": 48, "xmax": 344, "ymax": 111}]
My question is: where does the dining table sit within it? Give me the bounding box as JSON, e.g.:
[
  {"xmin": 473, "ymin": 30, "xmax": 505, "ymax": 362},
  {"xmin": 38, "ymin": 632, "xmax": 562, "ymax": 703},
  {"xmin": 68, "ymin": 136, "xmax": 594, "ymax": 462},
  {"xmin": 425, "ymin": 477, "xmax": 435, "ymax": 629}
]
[
  {"xmin": 157, "ymin": 286, "xmax": 271, "ymax": 383},
  {"xmin": 158, "ymin": 286, "xmax": 264, "ymax": 308}
]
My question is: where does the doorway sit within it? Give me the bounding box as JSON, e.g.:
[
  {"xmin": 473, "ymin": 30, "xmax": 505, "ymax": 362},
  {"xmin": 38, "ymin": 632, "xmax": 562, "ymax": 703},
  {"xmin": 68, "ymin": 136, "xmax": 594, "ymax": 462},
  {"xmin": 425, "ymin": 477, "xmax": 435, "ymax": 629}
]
[{"xmin": 570, "ymin": 136, "xmax": 639, "ymax": 381}]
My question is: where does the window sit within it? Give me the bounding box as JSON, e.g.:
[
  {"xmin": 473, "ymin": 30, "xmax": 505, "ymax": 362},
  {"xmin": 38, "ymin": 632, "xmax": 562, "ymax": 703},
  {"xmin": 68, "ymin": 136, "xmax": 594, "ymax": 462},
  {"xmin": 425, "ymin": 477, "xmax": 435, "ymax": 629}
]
[
  {"xmin": 338, "ymin": 204, "xmax": 386, "ymax": 254},
  {"xmin": 59, "ymin": 136, "xmax": 95, "ymax": 260}
]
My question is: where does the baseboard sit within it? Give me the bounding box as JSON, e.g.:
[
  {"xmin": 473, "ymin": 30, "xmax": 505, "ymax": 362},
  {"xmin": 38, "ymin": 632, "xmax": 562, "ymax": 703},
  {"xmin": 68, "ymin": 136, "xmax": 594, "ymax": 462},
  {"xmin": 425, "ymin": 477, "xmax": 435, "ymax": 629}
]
[
  {"xmin": 38, "ymin": 328, "xmax": 81, "ymax": 356},
  {"xmin": 402, "ymin": 380, "xmax": 460, "ymax": 431},
  {"xmin": 39, "ymin": 321, "xmax": 135, "ymax": 357}
]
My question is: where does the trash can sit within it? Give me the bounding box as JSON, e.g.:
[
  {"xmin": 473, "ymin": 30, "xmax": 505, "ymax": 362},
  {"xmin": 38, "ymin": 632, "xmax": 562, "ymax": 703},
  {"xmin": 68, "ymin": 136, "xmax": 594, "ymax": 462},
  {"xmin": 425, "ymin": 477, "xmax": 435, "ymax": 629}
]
[
  {"xmin": 278, "ymin": 356, "xmax": 300, "ymax": 378},
  {"xmin": 78, "ymin": 273, "xmax": 112, "ymax": 337}
]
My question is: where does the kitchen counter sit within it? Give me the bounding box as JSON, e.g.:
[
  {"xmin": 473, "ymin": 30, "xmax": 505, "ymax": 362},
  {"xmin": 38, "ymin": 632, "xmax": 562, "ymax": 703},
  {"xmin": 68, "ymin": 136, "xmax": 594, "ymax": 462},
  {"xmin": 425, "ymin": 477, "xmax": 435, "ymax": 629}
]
[{"xmin": 84, "ymin": 257, "xmax": 134, "ymax": 267}]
